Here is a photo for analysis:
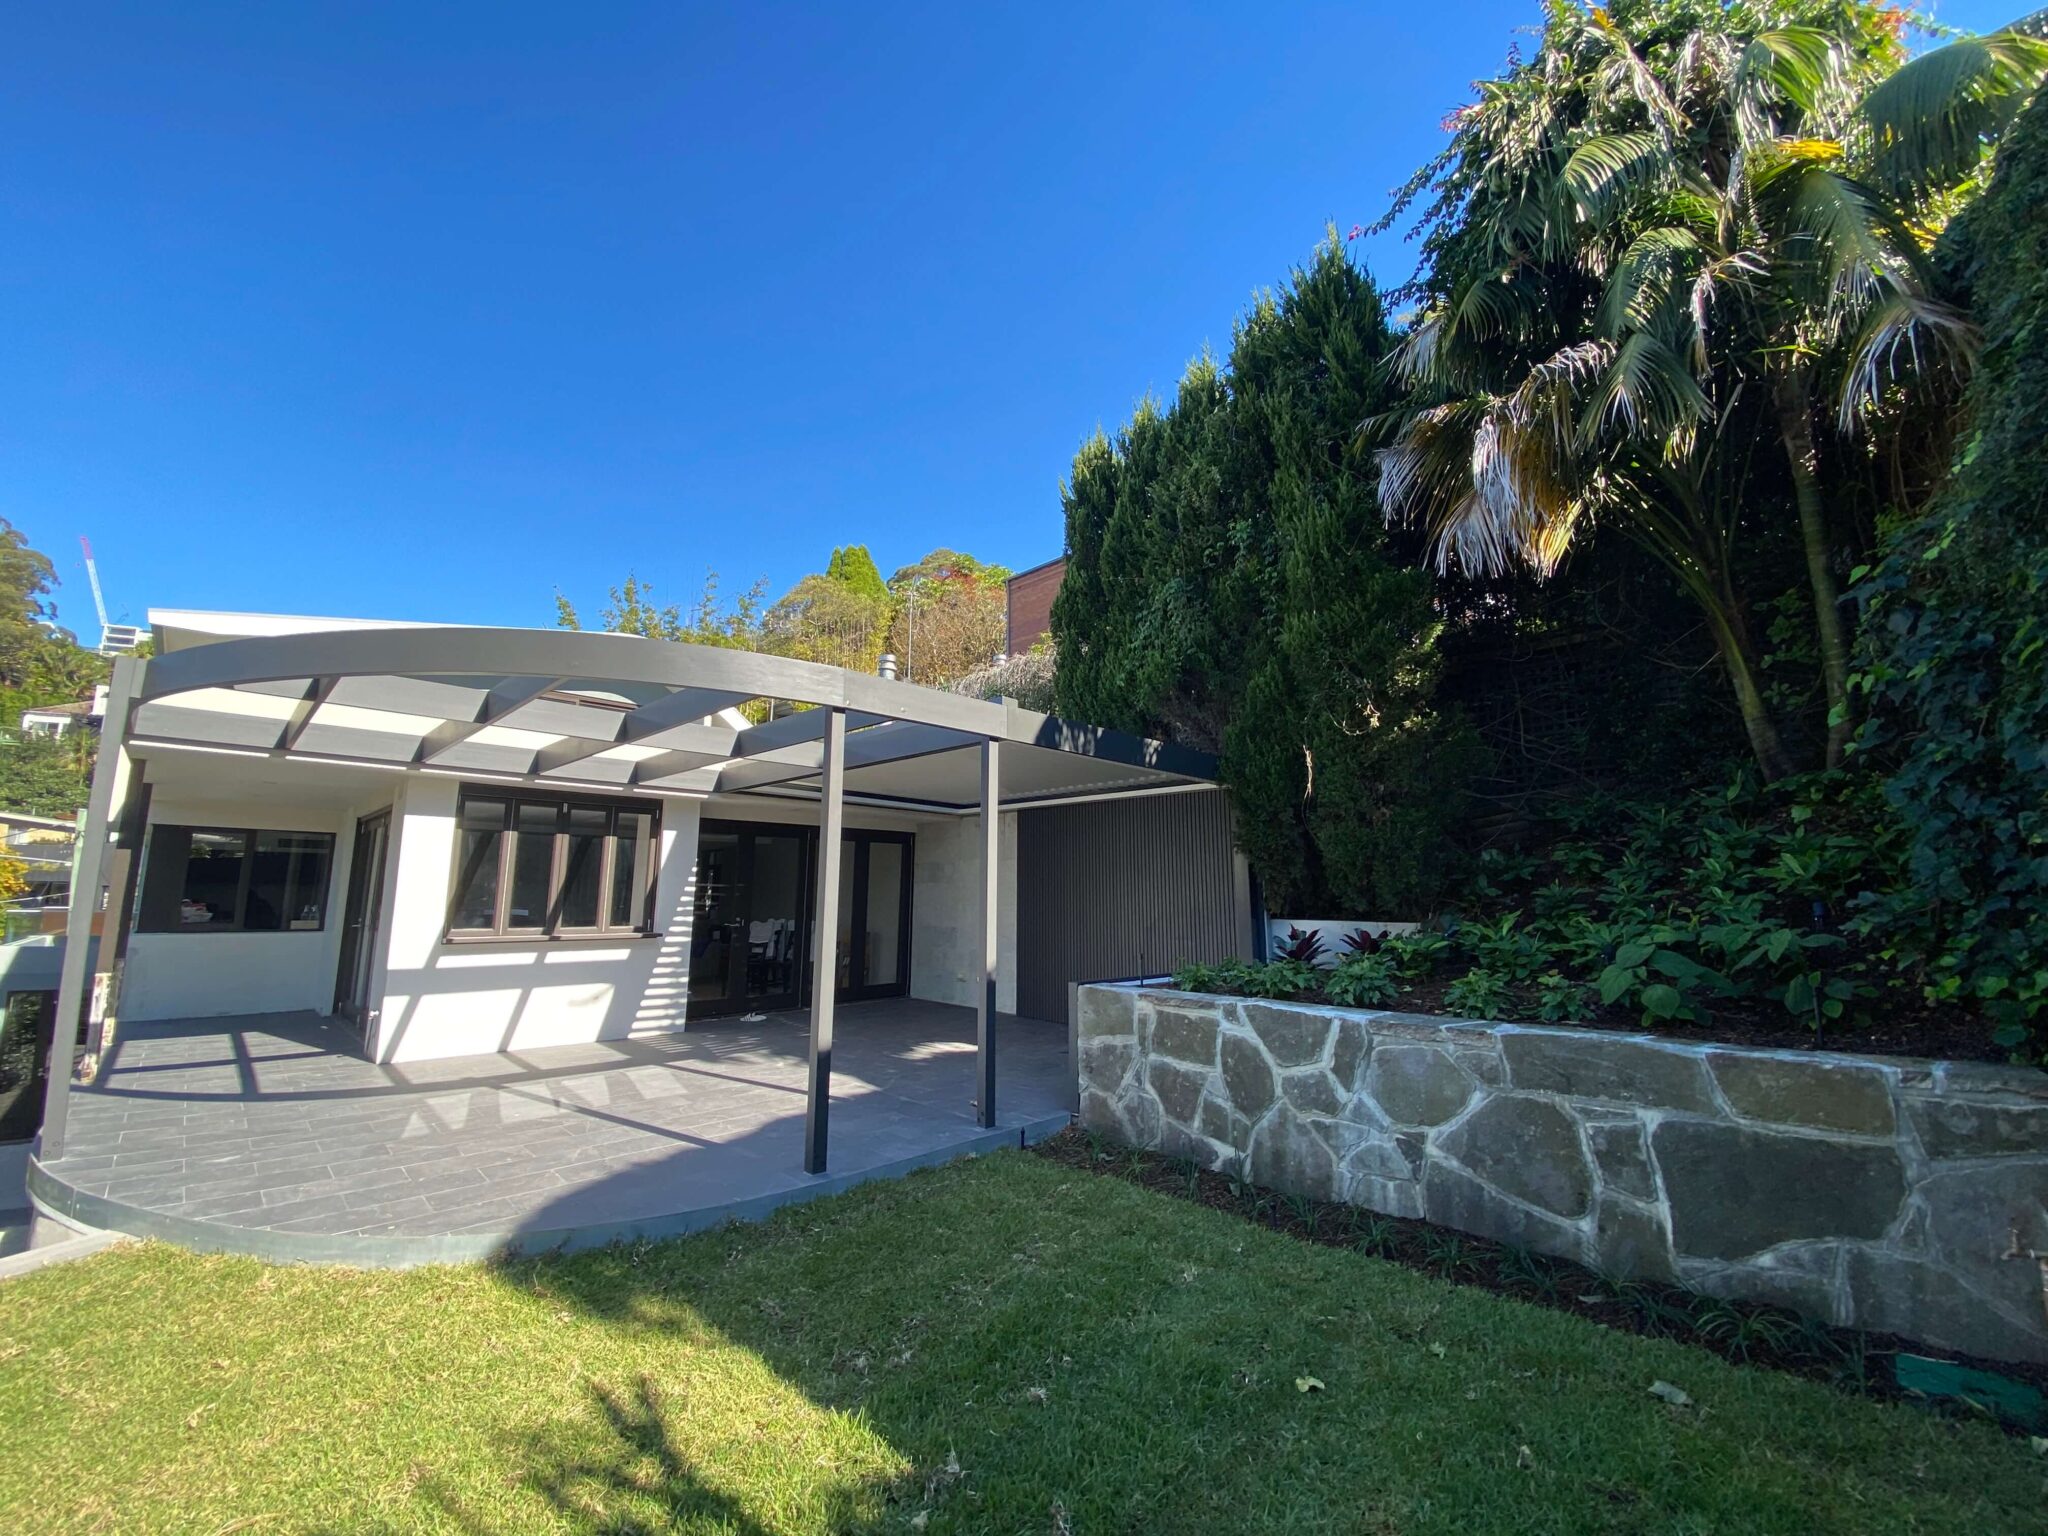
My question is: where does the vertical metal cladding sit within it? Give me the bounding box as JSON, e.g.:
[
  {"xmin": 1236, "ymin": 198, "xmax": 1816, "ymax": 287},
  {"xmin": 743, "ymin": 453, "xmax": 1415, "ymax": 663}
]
[{"xmin": 1015, "ymin": 790, "xmax": 1247, "ymax": 1022}]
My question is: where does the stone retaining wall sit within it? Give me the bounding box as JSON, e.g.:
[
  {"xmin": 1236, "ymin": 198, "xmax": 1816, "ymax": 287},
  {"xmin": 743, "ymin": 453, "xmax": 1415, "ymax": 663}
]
[{"xmin": 1076, "ymin": 985, "xmax": 2048, "ymax": 1365}]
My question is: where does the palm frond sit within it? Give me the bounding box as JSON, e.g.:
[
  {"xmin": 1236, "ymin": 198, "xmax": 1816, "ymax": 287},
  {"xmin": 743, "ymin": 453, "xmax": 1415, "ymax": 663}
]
[
  {"xmin": 1578, "ymin": 331, "xmax": 1713, "ymax": 444},
  {"xmin": 1379, "ymin": 375, "xmax": 1593, "ymax": 581},
  {"xmin": 1773, "ymin": 161, "xmax": 1909, "ymax": 316},
  {"xmin": 1438, "ymin": 262, "xmax": 1554, "ymax": 365},
  {"xmin": 1594, "ymin": 225, "xmax": 1704, "ymax": 340},
  {"xmin": 1377, "ymin": 401, "xmax": 1494, "ymax": 572},
  {"xmin": 1734, "ymin": 28, "xmax": 1848, "ymax": 144},
  {"xmin": 1586, "ymin": 7, "xmax": 1685, "ymax": 143},
  {"xmin": 1560, "ymin": 131, "xmax": 1670, "ymax": 224},
  {"xmin": 1835, "ymin": 290, "xmax": 1977, "ymax": 431},
  {"xmin": 1860, "ymin": 29, "xmax": 2048, "ymax": 198},
  {"xmin": 1689, "ymin": 249, "xmax": 1765, "ymax": 371},
  {"xmin": 1469, "ymin": 405, "xmax": 1588, "ymax": 579}
]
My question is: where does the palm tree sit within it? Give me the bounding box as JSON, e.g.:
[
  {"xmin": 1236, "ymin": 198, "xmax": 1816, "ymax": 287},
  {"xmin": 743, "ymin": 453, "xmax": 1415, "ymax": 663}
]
[{"xmin": 1376, "ymin": 1, "xmax": 2048, "ymax": 776}]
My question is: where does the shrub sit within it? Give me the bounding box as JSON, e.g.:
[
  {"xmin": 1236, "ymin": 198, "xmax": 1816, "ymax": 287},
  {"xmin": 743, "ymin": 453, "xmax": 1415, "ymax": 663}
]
[
  {"xmin": 1443, "ymin": 968, "xmax": 1515, "ymax": 1021},
  {"xmin": 1324, "ymin": 952, "xmax": 1401, "ymax": 1009}
]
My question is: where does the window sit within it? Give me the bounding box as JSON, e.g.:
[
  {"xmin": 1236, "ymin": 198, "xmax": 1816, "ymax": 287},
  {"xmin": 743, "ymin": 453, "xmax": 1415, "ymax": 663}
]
[
  {"xmin": 137, "ymin": 826, "xmax": 336, "ymax": 933},
  {"xmin": 446, "ymin": 790, "xmax": 660, "ymax": 940}
]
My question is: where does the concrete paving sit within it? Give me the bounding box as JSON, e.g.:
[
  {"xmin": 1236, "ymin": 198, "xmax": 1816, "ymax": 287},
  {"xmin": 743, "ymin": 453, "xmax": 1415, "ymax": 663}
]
[{"xmin": 31, "ymin": 1000, "xmax": 1070, "ymax": 1262}]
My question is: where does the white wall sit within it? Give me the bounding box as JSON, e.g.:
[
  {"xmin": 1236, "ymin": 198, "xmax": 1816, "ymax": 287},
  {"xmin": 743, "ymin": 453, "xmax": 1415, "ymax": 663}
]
[
  {"xmin": 908, "ymin": 811, "xmax": 1017, "ymax": 1013},
  {"xmin": 368, "ymin": 776, "xmax": 701, "ymax": 1063},
  {"xmin": 120, "ymin": 791, "xmax": 389, "ymax": 1022}
]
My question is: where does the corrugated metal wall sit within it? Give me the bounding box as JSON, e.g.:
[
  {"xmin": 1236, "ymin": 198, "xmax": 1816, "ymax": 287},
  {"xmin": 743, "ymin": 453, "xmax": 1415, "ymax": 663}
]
[{"xmin": 1014, "ymin": 789, "xmax": 1250, "ymax": 1022}]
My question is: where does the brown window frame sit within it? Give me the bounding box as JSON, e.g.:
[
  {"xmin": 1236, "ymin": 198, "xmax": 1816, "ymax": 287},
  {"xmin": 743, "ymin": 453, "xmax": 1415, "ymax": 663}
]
[{"xmin": 444, "ymin": 787, "xmax": 660, "ymax": 943}]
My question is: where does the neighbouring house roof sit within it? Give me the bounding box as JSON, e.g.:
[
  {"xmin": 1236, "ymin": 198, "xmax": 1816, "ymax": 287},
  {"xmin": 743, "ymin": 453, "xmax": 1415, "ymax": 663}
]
[
  {"xmin": 22, "ymin": 699, "xmax": 97, "ymax": 720},
  {"xmin": 128, "ymin": 609, "xmax": 1215, "ymax": 814}
]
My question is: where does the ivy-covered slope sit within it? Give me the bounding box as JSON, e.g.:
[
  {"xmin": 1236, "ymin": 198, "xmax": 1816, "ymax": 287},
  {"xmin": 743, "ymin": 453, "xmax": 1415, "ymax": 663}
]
[{"xmin": 1854, "ymin": 90, "xmax": 2048, "ymax": 1047}]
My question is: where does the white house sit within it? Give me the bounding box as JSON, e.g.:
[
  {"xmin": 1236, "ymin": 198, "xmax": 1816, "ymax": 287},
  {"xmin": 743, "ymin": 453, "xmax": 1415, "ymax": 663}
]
[
  {"xmin": 34, "ymin": 610, "xmax": 1253, "ymax": 1182},
  {"xmin": 19, "ymin": 685, "xmax": 108, "ymax": 740}
]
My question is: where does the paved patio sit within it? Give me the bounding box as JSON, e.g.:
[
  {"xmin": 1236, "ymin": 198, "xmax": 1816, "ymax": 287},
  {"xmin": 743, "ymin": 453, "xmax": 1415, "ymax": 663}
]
[{"xmin": 29, "ymin": 1000, "xmax": 1071, "ymax": 1264}]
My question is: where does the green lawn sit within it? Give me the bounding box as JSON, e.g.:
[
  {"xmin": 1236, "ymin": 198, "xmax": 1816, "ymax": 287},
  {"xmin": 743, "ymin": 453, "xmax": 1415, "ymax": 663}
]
[{"xmin": 1, "ymin": 1151, "xmax": 2040, "ymax": 1534}]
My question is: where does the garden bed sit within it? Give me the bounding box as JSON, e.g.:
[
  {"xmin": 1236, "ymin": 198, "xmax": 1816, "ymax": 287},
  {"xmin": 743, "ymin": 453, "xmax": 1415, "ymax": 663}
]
[{"xmin": 1033, "ymin": 1127, "xmax": 2048, "ymax": 1433}]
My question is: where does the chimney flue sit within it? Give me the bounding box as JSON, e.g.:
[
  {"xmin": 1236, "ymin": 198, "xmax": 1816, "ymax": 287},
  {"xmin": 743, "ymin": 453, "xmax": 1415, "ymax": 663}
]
[{"xmin": 878, "ymin": 652, "xmax": 898, "ymax": 680}]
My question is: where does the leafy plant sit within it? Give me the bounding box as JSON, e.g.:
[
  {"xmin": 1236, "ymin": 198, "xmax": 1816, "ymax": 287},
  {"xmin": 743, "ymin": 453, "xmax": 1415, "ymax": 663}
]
[
  {"xmin": 1324, "ymin": 952, "xmax": 1402, "ymax": 1009},
  {"xmin": 1532, "ymin": 971, "xmax": 1592, "ymax": 1025},
  {"xmin": 1695, "ymin": 1300, "xmax": 1800, "ymax": 1363},
  {"xmin": 1442, "ymin": 968, "xmax": 1516, "ymax": 1021},
  {"xmin": 1496, "ymin": 1246, "xmax": 1563, "ymax": 1303},
  {"xmin": 1273, "ymin": 926, "xmax": 1329, "ymax": 965},
  {"xmin": 1170, "ymin": 958, "xmax": 1265, "ymax": 996},
  {"xmin": 1418, "ymin": 1231, "xmax": 1483, "ymax": 1280},
  {"xmin": 1242, "ymin": 959, "xmax": 1318, "ymax": 999},
  {"xmin": 1281, "ymin": 1191, "xmax": 1322, "ymax": 1235},
  {"xmin": 1340, "ymin": 927, "xmax": 1383, "ymax": 955},
  {"xmin": 1350, "ymin": 1215, "xmax": 1399, "ymax": 1257},
  {"xmin": 1381, "ymin": 929, "xmax": 1451, "ymax": 982}
]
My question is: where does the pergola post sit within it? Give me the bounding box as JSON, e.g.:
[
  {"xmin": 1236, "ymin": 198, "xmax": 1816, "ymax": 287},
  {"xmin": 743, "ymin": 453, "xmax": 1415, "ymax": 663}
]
[
  {"xmin": 40, "ymin": 654, "xmax": 146, "ymax": 1162},
  {"xmin": 803, "ymin": 706, "xmax": 847, "ymax": 1175},
  {"xmin": 976, "ymin": 737, "xmax": 999, "ymax": 1129},
  {"xmin": 83, "ymin": 773, "xmax": 152, "ymax": 1060}
]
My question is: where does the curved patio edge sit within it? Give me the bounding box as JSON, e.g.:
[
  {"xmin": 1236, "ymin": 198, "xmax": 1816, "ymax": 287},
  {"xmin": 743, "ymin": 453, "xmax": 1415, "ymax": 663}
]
[{"xmin": 27, "ymin": 1112, "xmax": 1071, "ymax": 1270}]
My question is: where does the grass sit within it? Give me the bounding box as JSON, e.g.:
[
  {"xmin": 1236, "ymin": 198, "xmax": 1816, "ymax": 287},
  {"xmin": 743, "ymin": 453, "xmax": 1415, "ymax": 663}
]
[{"xmin": 1, "ymin": 1151, "xmax": 2042, "ymax": 1534}]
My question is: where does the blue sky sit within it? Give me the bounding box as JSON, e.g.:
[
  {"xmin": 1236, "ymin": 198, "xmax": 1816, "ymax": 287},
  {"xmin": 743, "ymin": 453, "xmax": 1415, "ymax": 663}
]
[{"xmin": 0, "ymin": 2, "xmax": 2016, "ymax": 638}]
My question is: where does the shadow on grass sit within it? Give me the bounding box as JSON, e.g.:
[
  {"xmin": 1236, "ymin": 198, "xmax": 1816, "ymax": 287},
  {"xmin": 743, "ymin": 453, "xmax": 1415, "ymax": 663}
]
[
  {"xmin": 424, "ymin": 1131, "xmax": 2046, "ymax": 1534},
  {"xmin": 422, "ymin": 1373, "xmax": 882, "ymax": 1535}
]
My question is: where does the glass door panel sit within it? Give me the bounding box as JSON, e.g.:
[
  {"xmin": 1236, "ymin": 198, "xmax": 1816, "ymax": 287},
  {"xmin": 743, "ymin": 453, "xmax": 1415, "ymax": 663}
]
[
  {"xmin": 691, "ymin": 820, "xmax": 913, "ymax": 1018},
  {"xmin": 863, "ymin": 840, "xmax": 905, "ymax": 991},
  {"xmin": 836, "ymin": 837, "xmax": 857, "ymax": 990},
  {"xmin": 333, "ymin": 811, "xmax": 391, "ymax": 1039},
  {"xmin": 689, "ymin": 829, "xmax": 742, "ymax": 1009},
  {"xmin": 743, "ymin": 830, "xmax": 806, "ymax": 1009}
]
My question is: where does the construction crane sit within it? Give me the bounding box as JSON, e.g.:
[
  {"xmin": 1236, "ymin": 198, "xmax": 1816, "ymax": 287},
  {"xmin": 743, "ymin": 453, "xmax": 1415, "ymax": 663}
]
[{"xmin": 79, "ymin": 537, "xmax": 143, "ymax": 656}]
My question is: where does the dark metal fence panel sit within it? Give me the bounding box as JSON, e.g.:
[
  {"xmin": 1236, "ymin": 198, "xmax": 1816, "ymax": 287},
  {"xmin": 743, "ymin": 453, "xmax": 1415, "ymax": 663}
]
[{"xmin": 1015, "ymin": 790, "xmax": 1248, "ymax": 1023}]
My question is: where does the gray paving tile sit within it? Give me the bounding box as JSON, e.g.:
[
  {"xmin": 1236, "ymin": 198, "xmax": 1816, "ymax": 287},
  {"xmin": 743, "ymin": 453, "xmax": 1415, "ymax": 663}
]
[
  {"xmin": 258, "ymin": 1165, "xmax": 412, "ymax": 1207},
  {"xmin": 49, "ymin": 1002, "xmax": 1071, "ymax": 1243}
]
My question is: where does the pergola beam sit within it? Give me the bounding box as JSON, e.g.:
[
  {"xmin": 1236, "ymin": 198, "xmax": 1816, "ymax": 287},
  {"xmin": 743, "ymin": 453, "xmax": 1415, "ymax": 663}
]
[
  {"xmin": 730, "ymin": 708, "xmax": 884, "ymax": 757},
  {"xmin": 713, "ymin": 721, "xmax": 979, "ymax": 794}
]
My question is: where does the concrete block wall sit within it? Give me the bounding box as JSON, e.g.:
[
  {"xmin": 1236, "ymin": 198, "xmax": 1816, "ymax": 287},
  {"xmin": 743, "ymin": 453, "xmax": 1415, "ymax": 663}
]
[{"xmin": 1077, "ymin": 984, "xmax": 2048, "ymax": 1366}]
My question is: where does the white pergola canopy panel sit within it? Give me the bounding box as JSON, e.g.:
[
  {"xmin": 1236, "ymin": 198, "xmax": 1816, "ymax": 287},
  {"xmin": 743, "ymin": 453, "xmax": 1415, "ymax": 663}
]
[{"xmin": 130, "ymin": 612, "xmax": 1218, "ymax": 810}]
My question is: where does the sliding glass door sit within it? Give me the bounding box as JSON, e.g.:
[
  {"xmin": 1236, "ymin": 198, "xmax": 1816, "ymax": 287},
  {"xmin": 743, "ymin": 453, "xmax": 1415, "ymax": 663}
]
[
  {"xmin": 835, "ymin": 832, "xmax": 911, "ymax": 1001},
  {"xmin": 689, "ymin": 823, "xmax": 810, "ymax": 1016},
  {"xmin": 690, "ymin": 820, "xmax": 912, "ymax": 1019}
]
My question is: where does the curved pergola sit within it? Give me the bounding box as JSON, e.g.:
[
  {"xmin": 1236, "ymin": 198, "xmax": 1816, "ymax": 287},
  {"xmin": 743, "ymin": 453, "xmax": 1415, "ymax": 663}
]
[
  {"xmin": 125, "ymin": 621, "xmax": 1215, "ymax": 809},
  {"xmin": 41, "ymin": 616, "xmax": 1219, "ymax": 1176}
]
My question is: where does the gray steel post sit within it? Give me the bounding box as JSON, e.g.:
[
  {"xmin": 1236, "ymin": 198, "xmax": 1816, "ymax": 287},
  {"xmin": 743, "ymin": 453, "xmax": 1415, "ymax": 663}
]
[
  {"xmin": 803, "ymin": 707, "xmax": 847, "ymax": 1175},
  {"xmin": 39, "ymin": 654, "xmax": 146, "ymax": 1161},
  {"xmin": 977, "ymin": 738, "xmax": 1000, "ymax": 1128}
]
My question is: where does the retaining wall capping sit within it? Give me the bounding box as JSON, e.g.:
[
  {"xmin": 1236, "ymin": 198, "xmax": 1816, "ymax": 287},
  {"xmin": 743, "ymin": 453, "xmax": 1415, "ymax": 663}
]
[{"xmin": 1076, "ymin": 984, "xmax": 2048, "ymax": 1366}]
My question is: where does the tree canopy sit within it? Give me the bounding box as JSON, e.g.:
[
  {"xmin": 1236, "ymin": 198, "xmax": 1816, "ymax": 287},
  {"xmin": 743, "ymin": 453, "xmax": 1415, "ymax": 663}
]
[
  {"xmin": 1375, "ymin": 0, "xmax": 2047, "ymax": 777},
  {"xmin": 1055, "ymin": 237, "xmax": 1475, "ymax": 914}
]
